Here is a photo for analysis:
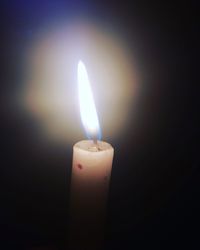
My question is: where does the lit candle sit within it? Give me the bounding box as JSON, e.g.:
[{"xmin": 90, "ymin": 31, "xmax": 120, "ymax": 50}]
[{"xmin": 69, "ymin": 61, "xmax": 114, "ymax": 250}]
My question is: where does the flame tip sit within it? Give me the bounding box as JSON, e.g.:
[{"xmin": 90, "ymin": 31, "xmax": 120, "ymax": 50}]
[{"xmin": 78, "ymin": 60, "xmax": 84, "ymax": 66}]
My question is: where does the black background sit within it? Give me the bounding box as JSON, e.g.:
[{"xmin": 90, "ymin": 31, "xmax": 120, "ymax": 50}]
[{"xmin": 0, "ymin": 0, "xmax": 198, "ymax": 249}]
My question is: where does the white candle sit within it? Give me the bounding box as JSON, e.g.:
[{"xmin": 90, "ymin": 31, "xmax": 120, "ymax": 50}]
[{"xmin": 69, "ymin": 61, "xmax": 114, "ymax": 250}]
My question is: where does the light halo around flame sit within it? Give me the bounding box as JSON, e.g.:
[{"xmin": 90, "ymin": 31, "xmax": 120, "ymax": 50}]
[{"xmin": 22, "ymin": 21, "xmax": 139, "ymax": 145}]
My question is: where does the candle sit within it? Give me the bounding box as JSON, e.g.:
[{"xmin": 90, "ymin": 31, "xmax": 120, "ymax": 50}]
[{"xmin": 69, "ymin": 61, "xmax": 114, "ymax": 250}]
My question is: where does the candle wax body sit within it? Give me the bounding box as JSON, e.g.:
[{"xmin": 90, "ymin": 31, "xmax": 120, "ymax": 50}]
[{"xmin": 69, "ymin": 140, "xmax": 114, "ymax": 250}]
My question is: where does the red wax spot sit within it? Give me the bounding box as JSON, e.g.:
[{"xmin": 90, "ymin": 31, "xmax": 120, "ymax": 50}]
[{"xmin": 77, "ymin": 164, "xmax": 83, "ymax": 170}]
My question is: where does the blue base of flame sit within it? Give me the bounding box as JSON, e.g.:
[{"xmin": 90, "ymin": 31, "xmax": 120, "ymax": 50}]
[{"xmin": 83, "ymin": 125, "xmax": 102, "ymax": 141}]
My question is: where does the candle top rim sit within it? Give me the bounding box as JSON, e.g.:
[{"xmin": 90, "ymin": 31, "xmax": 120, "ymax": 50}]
[{"xmin": 74, "ymin": 140, "xmax": 113, "ymax": 152}]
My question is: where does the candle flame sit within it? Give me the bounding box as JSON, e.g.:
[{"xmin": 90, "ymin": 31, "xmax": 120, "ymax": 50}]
[{"xmin": 78, "ymin": 60, "xmax": 101, "ymax": 140}]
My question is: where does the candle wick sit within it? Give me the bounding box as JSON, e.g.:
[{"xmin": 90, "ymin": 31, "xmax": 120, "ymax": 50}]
[{"xmin": 92, "ymin": 139, "xmax": 101, "ymax": 151}]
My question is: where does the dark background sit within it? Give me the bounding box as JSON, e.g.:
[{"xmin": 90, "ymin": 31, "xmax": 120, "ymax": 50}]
[{"xmin": 1, "ymin": 0, "xmax": 198, "ymax": 249}]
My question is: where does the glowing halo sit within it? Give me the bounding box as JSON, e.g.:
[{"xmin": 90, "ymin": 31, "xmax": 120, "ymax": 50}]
[{"xmin": 23, "ymin": 20, "xmax": 139, "ymax": 145}]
